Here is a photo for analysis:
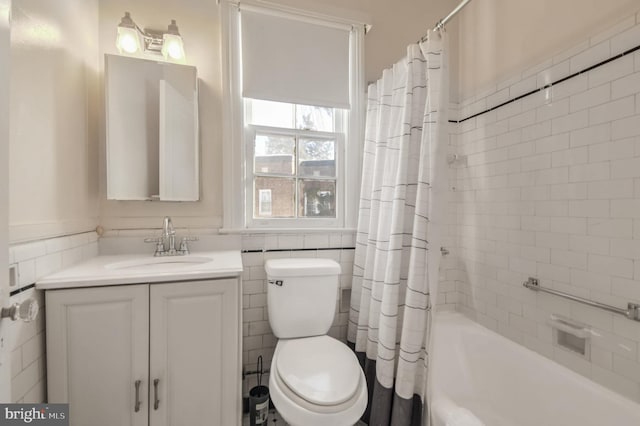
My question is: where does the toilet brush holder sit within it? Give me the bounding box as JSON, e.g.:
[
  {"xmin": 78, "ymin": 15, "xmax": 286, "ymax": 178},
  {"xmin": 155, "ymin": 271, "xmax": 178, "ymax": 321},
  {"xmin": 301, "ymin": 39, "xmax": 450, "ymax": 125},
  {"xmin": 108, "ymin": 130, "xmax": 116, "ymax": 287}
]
[
  {"xmin": 249, "ymin": 385, "xmax": 270, "ymax": 425},
  {"xmin": 249, "ymin": 356, "xmax": 270, "ymax": 426}
]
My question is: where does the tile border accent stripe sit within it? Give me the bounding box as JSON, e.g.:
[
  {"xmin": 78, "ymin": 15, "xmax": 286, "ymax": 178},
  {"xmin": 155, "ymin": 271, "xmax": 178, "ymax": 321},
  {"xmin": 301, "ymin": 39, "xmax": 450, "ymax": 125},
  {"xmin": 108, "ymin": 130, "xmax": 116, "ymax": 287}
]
[
  {"xmin": 10, "ymin": 283, "xmax": 36, "ymax": 297},
  {"xmin": 449, "ymin": 43, "xmax": 640, "ymax": 124},
  {"xmin": 242, "ymin": 247, "xmax": 356, "ymax": 253}
]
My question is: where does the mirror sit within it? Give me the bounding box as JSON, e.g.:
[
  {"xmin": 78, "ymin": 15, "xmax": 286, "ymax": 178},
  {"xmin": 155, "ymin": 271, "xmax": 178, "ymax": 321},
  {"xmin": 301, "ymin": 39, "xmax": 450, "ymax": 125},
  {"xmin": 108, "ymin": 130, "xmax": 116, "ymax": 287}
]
[{"xmin": 105, "ymin": 54, "xmax": 199, "ymax": 201}]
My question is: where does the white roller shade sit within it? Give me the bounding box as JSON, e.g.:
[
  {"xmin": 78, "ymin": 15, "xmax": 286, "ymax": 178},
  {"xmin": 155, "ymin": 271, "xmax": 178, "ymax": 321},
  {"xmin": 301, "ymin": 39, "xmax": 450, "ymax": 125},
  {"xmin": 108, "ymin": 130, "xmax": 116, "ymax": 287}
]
[{"xmin": 240, "ymin": 7, "xmax": 351, "ymax": 109}]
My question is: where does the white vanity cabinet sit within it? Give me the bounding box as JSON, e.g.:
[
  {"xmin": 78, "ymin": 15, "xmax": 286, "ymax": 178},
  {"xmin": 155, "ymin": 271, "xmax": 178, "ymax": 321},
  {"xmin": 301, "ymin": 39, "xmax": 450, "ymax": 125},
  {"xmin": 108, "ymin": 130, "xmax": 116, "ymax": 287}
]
[{"xmin": 45, "ymin": 278, "xmax": 240, "ymax": 426}]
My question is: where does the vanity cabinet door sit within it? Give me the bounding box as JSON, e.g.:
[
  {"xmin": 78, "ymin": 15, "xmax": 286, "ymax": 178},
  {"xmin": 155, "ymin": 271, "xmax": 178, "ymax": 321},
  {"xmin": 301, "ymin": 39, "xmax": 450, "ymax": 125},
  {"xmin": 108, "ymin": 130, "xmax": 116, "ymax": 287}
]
[
  {"xmin": 149, "ymin": 279, "xmax": 239, "ymax": 426},
  {"xmin": 46, "ymin": 285, "xmax": 150, "ymax": 426}
]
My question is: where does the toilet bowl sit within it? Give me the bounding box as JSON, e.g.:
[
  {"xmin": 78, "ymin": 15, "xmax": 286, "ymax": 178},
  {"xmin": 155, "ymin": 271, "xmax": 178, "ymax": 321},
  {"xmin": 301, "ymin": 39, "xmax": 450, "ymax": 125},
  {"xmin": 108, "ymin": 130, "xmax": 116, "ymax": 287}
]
[{"xmin": 265, "ymin": 258, "xmax": 368, "ymax": 426}]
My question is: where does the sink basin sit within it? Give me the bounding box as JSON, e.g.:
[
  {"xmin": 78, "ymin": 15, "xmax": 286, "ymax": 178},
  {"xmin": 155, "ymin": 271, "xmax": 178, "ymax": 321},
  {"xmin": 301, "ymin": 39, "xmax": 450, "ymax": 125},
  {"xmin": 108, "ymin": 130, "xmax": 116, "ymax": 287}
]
[{"xmin": 105, "ymin": 256, "xmax": 214, "ymax": 271}]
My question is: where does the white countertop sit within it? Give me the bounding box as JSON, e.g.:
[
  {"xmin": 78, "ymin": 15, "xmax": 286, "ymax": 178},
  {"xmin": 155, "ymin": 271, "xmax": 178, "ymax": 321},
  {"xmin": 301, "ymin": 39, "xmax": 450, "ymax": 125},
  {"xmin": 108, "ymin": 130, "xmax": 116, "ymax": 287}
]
[{"xmin": 36, "ymin": 251, "xmax": 243, "ymax": 290}]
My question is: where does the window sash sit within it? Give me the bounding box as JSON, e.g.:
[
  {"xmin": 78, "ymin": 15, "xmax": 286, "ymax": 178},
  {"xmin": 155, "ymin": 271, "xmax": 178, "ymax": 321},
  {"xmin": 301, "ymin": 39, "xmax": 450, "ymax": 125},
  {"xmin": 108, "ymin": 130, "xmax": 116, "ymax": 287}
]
[{"xmin": 246, "ymin": 124, "xmax": 343, "ymax": 227}]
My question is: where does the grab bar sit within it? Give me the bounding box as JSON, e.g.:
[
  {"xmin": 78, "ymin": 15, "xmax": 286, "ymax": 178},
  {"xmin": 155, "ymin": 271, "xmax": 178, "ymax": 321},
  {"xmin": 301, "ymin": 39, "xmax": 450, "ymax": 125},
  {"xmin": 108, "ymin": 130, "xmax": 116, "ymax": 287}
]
[{"xmin": 523, "ymin": 277, "xmax": 640, "ymax": 322}]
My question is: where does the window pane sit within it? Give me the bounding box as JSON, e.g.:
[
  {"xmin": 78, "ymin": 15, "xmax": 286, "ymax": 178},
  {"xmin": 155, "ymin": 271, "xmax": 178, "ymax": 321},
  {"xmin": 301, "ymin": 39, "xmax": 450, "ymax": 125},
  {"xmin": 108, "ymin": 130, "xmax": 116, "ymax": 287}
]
[
  {"xmin": 298, "ymin": 138, "xmax": 336, "ymax": 177},
  {"xmin": 247, "ymin": 99, "xmax": 294, "ymax": 128},
  {"xmin": 298, "ymin": 180, "xmax": 336, "ymax": 217},
  {"xmin": 295, "ymin": 104, "xmax": 334, "ymax": 132},
  {"xmin": 254, "ymin": 134, "xmax": 295, "ymax": 175},
  {"xmin": 255, "ymin": 177, "xmax": 295, "ymax": 218}
]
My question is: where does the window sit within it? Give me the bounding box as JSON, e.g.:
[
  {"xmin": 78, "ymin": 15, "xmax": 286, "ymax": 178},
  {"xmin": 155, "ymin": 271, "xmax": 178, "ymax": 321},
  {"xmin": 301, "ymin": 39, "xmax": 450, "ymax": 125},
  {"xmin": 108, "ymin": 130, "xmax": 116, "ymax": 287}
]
[
  {"xmin": 246, "ymin": 99, "xmax": 343, "ymax": 224},
  {"xmin": 221, "ymin": 1, "xmax": 366, "ymax": 230}
]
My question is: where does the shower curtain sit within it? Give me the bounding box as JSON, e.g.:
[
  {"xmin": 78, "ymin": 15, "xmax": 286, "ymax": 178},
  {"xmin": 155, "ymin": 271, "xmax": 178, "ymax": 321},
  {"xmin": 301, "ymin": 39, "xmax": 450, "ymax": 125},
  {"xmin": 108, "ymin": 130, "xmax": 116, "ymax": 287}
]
[{"xmin": 348, "ymin": 31, "xmax": 448, "ymax": 426}]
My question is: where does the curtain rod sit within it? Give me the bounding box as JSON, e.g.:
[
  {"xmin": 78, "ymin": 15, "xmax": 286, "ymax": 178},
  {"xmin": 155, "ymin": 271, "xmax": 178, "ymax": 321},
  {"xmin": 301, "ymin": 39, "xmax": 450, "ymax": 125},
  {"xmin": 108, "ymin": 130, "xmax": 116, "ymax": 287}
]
[{"xmin": 419, "ymin": 0, "xmax": 472, "ymax": 42}]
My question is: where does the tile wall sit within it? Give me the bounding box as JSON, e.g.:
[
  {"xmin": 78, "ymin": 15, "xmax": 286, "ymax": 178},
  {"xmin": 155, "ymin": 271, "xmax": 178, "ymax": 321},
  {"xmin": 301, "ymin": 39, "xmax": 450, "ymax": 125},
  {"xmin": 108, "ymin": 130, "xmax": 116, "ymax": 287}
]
[
  {"xmin": 7, "ymin": 231, "xmax": 99, "ymax": 402},
  {"xmin": 452, "ymin": 11, "xmax": 640, "ymax": 402}
]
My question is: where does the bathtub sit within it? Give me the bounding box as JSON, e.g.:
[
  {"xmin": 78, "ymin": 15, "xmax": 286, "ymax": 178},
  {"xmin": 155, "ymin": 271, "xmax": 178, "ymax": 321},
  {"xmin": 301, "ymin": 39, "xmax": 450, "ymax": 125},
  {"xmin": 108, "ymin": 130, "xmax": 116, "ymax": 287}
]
[{"xmin": 430, "ymin": 312, "xmax": 640, "ymax": 426}]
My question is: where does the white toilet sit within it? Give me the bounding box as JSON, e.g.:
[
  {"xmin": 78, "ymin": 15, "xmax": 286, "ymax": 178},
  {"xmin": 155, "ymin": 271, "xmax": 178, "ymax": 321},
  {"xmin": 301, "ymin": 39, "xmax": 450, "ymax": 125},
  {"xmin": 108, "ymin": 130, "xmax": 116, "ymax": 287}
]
[{"xmin": 264, "ymin": 258, "xmax": 368, "ymax": 426}]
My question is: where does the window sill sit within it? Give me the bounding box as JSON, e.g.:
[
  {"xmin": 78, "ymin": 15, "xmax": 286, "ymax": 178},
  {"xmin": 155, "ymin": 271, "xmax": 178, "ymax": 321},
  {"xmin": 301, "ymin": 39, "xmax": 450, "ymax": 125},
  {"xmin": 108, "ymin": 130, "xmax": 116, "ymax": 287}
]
[{"xmin": 218, "ymin": 227, "xmax": 356, "ymax": 234}]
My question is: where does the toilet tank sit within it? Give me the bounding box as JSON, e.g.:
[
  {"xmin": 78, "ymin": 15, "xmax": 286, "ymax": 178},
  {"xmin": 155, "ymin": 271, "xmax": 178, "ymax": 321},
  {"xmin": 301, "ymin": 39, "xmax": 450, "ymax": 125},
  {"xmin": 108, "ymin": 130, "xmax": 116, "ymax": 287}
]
[{"xmin": 265, "ymin": 258, "xmax": 341, "ymax": 339}]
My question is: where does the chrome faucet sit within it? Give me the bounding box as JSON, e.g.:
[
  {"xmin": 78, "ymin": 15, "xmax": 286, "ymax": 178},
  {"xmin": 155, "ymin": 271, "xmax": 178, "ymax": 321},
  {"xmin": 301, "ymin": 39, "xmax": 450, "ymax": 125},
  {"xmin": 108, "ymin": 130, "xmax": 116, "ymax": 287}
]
[
  {"xmin": 144, "ymin": 216, "xmax": 198, "ymax": 256},
  {"xmin": 162, "ymin": 216, "xmax": 177, "ymax": 255}
]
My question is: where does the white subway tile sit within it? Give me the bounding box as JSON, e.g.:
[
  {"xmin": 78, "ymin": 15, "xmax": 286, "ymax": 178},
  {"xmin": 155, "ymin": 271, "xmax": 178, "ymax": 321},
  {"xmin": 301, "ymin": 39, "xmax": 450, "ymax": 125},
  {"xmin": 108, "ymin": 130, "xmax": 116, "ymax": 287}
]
[
  {"xmin": 612, "ymin": 71, "xmax": 640, "ymax": 99},
  {"xmin": 522, "ymin": 216, "xmax": 550, "ymax": 232},
  {"xmin": 486, "ymin": 88, "xmax": 510, "ymax": 108},
  {"xmin": 569, "ymin": 234, "xmax": 610, "ymax": 255},
  {"xmin": 571, "ymin": 269, "xmax": 611, "ymax": 293},
  {"xmin": 551, "ymin": 249, "xmax": 588, "ymax": 270},
  {"xmin": 588, "ymin": 179, "xmax": 634, "ymax": 199},
  {"xmin": 11, "ymin": 242, "xmax": 46, "ymax": 263},
  {"xmin": 612, "ymin": 354, "xmax": 640, "ymax": 382},
  {"xmin": 588, "ymin": 218, "xmax": 633, "ymax": 238},
  {"xmin": 536, "ymin": 133, "xmax": 570, "ymax": 153},
  {"xmin": 508, "ymin": 141, "xmax": 535, "ymax": 159},
  {"xmin": 568, "ymin": 200, "xmax": 610, "ymax": 217},
  {"xmin": 611, "ymin": 157, "xmax": 640, "ymax": 179},
  {"xmin": 589, "ymin": 96, "xmax": 635, "ymax": 125},
  {"xmin": 588, "ymin": 138, "xmax": 635, "ymax": 161},
  {"xmin": 509, "ymin": 110, "xmax": 536, "ymax": 130},
  {"xmin": 569, "ymin": 162, "xmax": 610, "ymax": 182},
  {"xmin": 588, "ymin": 253, "xmax": 634, "ymax": 279},
  {"xmin": 536, "ymin": 232, "xmax": 569, "ymax": 250},
  {"xmin": 554, "ymin": 40, "xmax": 589, "ymax": 64},
  {"xmin": 551, "ymin": 74, "xmax": 589, "ymax": 100},
  {"xmin": 611, "ymin": 276, "xmax": 640, "ymax": 301},
  {"xmin": 537, "ymin": 60, "xmax": 570, "ymax": 88},
  {"xmin": 496, "ymin": 100, "xmax": 523, "ymax": 121},
  {"xmin": 611, "ymin": 199, "xmax": 640, "ymax": 217},
  {"xmin": 611, "ymin": 239, "xmax": 640, "ymax": 261},
  {"xmin": 535, "ymin": 200, "xmax": 569, "ymax": 217},
  {"xmin": 569, "ymin": 123, "xmax": 610, "ymax": 147},
  {"xmin": 611, "ymin": 114, "xmax": 640, "ymax": 139},
  {"xmin": 535, "ymin": 168, "xmax": 569, "ymax": 186},
  {"xmin": 34, "ymin": 253, "xmax": 62, "ymax": 280},
  {"xmin": 521, "ymin": 153, "xmax": 551, "ymax": 171},
  {"xmin": 549, "ymin": 217, "xmax": 587, "ymax": 235},
  {"xmin": 551, "ymin": 147, "xmax": 589, "ymax": 167},
  {"xmin": 552, "ymin": 110, "xmax": 588, "ymax": 134},
  {"xmin": 570, "ymin": 41, "xmax": 611, "ymax": 74},
  {"xmin": 538, "ymin": 98, "xmax": 570, "ymax": 122},
  {"xmin": 588, "ymin": 55, "xmax": 634, "ymax": 88},
  {"xmin": 521, "ymin": 121, "xmax": 552, "ymax": 142},
  {"xmin": 570, "ymin": 83, "xmax": 611, "ymax": 112},
  {"xmin": 611, "ymin": 23, "xmax": 640, "ymax": 54}
]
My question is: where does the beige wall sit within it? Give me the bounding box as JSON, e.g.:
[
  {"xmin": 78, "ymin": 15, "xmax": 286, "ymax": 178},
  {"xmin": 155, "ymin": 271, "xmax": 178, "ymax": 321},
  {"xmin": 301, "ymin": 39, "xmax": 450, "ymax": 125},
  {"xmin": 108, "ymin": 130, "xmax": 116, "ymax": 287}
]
[
  {"xmin": 0, "ymin": 0, "xmax": 11, "ymax": 402},
  {"xmin": 98, "ymin": 0, "xmax": 222, "ymax": 230},
  {"xmin": 9, "ymin": 0, "xmax": 100, "ymax": 243},
  {"xmin": 365, "ymin": 0, "xmax": 459, "ymax": 86},
  {"xmin": 457, "ymin": 0, "xmax": 640, "ymax": 100},
  {"xmin": 98, "ymin": 0, "xmax": 455, "ymax": 231}
]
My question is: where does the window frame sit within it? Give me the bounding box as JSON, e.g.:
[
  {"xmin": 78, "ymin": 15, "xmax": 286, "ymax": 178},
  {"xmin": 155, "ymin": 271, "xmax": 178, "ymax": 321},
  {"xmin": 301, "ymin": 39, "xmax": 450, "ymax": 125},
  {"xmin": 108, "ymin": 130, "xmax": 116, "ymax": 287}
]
[
  {"xmin": 221, "ymin": 0, "xmax": 366, "ymax": 231},
  {"xmin": 245, "ymin": 123, "xmax": 344, "ymax": 228}
]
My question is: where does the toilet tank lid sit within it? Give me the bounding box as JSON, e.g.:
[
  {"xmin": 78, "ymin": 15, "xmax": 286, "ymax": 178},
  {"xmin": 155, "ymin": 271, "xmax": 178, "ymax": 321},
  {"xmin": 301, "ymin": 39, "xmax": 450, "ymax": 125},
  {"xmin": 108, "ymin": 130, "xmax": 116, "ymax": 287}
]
[{"xmin": 265, "ymin": 258, "xmax": 341, "ymax": 277}]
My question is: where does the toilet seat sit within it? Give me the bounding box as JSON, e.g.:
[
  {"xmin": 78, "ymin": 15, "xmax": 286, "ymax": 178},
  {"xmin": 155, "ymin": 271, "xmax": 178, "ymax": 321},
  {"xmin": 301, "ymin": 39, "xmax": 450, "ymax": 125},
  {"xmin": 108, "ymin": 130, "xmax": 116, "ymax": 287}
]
[
  {"xmin": 276, "ymin": 335, "xmax": 361, "ymax": 406},
  {"xmin": 269, "ymin": 336, "xmax": 368, "ymax": 426}
]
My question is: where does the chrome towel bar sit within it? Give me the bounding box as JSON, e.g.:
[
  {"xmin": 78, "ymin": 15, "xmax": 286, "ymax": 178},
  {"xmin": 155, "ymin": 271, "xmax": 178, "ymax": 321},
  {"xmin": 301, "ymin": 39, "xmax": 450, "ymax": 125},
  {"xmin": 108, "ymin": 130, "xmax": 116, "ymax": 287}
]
[{"xmin": 523, "ymin": 277, "xmax": 640, "ymax": 322}]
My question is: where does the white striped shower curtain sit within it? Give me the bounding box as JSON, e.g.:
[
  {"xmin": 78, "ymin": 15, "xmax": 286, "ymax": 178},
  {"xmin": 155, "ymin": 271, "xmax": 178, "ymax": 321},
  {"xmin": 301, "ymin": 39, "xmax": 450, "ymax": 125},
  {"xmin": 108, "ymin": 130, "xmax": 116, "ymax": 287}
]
[{"xmin": 348, "ymin": 31, "xmax": 449, "ymax": 426}]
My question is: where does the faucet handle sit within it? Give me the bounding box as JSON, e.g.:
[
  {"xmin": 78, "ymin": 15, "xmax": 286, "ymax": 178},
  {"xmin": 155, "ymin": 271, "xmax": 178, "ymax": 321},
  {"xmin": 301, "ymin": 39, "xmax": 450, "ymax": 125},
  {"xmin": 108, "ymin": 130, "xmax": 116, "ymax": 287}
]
[
  {"xmin": 144, "ymin": 237, "xmax": 165, "ymax": 257},
  {"xmin": 178, "ymin": 236, "xmax": 198, "ymax": 254}
]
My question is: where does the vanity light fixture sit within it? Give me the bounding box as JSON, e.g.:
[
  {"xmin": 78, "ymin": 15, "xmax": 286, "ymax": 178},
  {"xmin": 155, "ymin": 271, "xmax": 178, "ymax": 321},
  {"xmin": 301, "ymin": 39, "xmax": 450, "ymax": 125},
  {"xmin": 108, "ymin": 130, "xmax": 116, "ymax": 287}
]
[
  {"xmin": 161, "ymin": 20, "xmax": 186, "ymax": 62},
  {"xmin": 116, "ymin": 12, "xmax": 141, "ymax": 54},
  {"xmin": 116, "ymin": 12, "xmax": 186, "ymax": 62}
]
